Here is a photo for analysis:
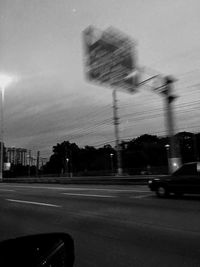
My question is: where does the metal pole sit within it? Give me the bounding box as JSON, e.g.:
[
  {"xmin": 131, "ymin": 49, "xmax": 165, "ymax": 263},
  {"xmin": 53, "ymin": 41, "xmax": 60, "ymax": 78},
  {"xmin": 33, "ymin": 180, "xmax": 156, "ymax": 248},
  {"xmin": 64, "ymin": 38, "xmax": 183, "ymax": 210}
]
[
  {"xmin": 112, "ymin": 89, "xmax": 122, "ymax": 175},
  {"xmin": 164, "ymin": 77, "xmax": 181, "ymax": 173},
  {"xmin": 66, "ymin": 158, "xmax": 69, "ymax": 177},
  {"xmin": 165, "ymin": 144, "xmax": 170, "ymax": 174},
  {"xmin": 110, "ymin": 153, "xmax": 114, "ymax": 175},
  {"xmin": 0, "ymin": 87, "xmax": 4, "ymax": 181}
]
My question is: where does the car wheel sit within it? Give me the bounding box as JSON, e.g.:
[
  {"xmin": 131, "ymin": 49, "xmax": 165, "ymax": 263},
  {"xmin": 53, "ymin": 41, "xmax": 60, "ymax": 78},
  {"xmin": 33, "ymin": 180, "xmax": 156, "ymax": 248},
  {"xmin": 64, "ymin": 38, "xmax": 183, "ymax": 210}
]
[{"xmin": 156, "ymin": 186, "xmax": 169, "ymax": 198}]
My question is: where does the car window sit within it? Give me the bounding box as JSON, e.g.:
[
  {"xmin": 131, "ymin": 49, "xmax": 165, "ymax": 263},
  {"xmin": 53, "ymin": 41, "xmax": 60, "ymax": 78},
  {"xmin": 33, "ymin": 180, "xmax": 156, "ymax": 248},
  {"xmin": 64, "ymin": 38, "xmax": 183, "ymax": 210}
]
[{"xmin": 173, "ymin": 163, "xmax": 198, "ymax": 176}]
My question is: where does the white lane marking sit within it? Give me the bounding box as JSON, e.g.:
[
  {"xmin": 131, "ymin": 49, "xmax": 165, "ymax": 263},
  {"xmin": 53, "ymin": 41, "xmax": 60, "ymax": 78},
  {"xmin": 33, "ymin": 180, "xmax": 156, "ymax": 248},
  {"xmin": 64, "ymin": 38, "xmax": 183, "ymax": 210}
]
[
  {"xmin": 2, "ymin": 185, "xmax": 68, "ymax": 190},
  {"xmin": 0, "ymin": 189, "xmax": 15, "ymax": 192},
  {"xmin": 61, "ymin": 188, "xmax": 150, "ymax": 193},
  {"xmin": 130, "ymin": 194, "xmax": 153, "ymax": 199},
  {"xmin": 122, "ymin": 189, "xmax": 150, "ymax": 193},
  {"xmin": 2, "ymin": 185, "xmax": 148, "ymax": 193},
  {"xmin": 62, "ymin": 193, "xmax": 115, "ymax": 198},
  {"xmin": 6, "ymin": 199, "xmax": 61, "ymax": 207}
]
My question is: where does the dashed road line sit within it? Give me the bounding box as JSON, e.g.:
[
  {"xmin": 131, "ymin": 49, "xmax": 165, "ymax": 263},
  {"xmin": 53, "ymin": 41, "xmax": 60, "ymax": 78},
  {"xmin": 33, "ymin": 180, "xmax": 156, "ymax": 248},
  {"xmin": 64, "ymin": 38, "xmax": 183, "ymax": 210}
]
[
  {"xmin": 60, "ymin": 188, "xmax": 149, "ymax": 193},
  {"xmin": 0, "ymin": 189, "xmax": 15, "ymax": 192},
  {"xmin": 123, "ymin": 189, "xmax": 150, "ymax": 193},
  {"xmin": 130, "ymin": 194, "xmax": 153, "ymax": 199},
  {"xmin": 6, "ymin": 199, "xmax": 61, "ymax": 207},
  {"xmin": 62, "ymin": 193, "xmax": 116, "ymax": 198}
]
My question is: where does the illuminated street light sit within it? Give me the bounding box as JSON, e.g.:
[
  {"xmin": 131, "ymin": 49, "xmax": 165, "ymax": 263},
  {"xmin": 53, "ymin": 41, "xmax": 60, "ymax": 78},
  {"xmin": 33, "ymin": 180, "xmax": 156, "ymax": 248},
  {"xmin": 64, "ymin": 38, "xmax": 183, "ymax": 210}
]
[
  {"xmin": 0, "ymin": 74, "xmax": 14, "ymax": 180},
  {"xmin": 165, "ymin": 144, "xmax": 170, "ymax": 174},
  {"xmin": 66, "ymin": 158, "xmax": 69, "ymax": 176},
  {"xmin": 110, "ymin": 153, "xmax": 114, "ymax": 175}
]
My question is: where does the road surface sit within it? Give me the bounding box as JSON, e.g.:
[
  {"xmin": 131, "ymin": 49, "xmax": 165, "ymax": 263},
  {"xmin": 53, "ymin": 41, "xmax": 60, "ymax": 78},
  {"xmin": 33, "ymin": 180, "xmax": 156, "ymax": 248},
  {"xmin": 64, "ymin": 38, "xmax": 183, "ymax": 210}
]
[{"xmin": 0, "ymin": 183, "xmax": 200, "ymax": 266}]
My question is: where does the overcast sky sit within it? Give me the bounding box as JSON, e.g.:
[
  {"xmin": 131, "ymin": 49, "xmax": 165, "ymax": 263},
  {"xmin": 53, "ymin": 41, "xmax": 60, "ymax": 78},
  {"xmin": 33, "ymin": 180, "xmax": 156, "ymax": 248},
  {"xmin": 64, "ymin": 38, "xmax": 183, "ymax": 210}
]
[{"xmin": 0, "ymin": 0, "xmax": 200, "ymax": 158}]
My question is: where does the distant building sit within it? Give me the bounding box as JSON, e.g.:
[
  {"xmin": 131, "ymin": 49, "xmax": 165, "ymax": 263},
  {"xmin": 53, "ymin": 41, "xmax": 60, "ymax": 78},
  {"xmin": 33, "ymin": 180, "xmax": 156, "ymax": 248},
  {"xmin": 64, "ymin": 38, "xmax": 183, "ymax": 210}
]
[{"xmin": 6, "ymin": 147, "xmax": 28, "ymax": 166}]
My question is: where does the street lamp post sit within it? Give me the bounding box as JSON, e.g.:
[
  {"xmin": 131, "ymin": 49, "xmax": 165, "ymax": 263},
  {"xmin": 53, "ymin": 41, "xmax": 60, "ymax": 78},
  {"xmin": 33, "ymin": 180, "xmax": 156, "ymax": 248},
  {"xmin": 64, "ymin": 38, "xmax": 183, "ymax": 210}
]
[
  {"xmin": 110, "ymin": 153, "xmax": 114, "ymax": 175},
  {"xmin": 0, "ymin": 74, "xmax": 13, "ymax": 181},
  {"xmin": 165, "ymin": 144, "xmax": 170, "ymax": 174},
  {"xmin": 66, "ymin": 158, "xmax": 69, "ymax": 177}
]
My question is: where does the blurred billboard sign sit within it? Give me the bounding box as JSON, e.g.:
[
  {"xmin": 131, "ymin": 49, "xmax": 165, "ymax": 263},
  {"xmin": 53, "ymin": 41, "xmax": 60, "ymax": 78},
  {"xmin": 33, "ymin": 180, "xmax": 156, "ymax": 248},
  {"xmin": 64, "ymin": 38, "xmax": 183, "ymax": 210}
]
[{"xmin": 83, "ymin": 26, "xmax": 138, "ymax": 93}]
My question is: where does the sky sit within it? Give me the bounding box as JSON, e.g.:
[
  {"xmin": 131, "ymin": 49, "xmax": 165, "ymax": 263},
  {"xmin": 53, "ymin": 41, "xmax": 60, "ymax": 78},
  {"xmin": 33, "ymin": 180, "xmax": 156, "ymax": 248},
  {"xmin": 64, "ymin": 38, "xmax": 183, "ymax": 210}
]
[{"xmin": 0, "ymin": 0, "xmax": 200, "ymax": 159}]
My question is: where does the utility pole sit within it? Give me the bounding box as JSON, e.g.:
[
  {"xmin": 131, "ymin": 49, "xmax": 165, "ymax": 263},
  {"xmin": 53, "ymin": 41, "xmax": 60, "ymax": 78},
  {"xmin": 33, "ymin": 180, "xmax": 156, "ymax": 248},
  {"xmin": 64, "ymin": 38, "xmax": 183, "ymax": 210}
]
[
  {"xmin": 112, "ymin": 89, "xmax": 122, "ymax": 175},
  {"xmin": 163, "ymin": 76, "xmax": 181, "ymax": 173}
]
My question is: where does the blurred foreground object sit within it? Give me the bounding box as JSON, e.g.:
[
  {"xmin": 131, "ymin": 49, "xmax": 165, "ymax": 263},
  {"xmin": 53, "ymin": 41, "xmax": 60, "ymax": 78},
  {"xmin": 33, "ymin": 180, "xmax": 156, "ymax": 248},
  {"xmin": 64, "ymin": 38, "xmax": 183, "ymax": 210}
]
[
  {"xmin": 83, "ymin": 26, "xmax": 138, "ymax": 93},
  {"xmin": 0, "ymin": 233, "xmax": 75, "ymax": 267}
]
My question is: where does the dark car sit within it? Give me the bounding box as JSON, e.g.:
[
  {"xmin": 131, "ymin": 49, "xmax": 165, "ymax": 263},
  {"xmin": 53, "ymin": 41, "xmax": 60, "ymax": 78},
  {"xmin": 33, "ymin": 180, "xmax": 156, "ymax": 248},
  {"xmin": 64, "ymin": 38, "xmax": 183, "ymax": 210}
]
[{"xmin": 148, "ymin": 162, "xmax": 200, "ymax": 197}]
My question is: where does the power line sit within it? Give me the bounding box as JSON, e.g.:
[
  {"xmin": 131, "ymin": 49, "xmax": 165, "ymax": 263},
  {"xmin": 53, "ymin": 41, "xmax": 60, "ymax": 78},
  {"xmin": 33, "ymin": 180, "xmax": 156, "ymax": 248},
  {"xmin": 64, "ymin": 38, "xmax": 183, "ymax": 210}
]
[
  {"xmin": 90, "ymin": 124, "xmax": 200, "ymax": 148},
  {"xmin": 56, "ymin": 100, "xmax": 199, "ymax": 144},
  {"xmin": 120, "ymin": 100, "xmax": 200, "ymax": 118},
  {"xmin": 59, "ymin": 97, "xmax": 200, "ymax": 133}
]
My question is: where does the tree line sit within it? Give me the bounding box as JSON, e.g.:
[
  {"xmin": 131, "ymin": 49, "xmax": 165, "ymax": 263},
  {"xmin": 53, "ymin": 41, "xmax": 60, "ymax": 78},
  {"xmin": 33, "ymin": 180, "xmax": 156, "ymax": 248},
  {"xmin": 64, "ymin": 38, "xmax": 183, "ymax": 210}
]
[
  {"xmin": 42, "ymin": 131, "xmax": 200, "ymax": 176},
  {"xmin": 4, "ymin": 131, "xmax": 199, "ymax": 177}
]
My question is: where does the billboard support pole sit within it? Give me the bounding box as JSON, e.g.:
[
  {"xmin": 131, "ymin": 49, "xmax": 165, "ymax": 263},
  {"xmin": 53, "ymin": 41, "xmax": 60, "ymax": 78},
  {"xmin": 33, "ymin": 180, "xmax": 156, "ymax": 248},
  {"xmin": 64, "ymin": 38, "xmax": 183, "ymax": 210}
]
[{"xmin": 112, "ymin": 89, "xmax": 122, "ymax": 176}]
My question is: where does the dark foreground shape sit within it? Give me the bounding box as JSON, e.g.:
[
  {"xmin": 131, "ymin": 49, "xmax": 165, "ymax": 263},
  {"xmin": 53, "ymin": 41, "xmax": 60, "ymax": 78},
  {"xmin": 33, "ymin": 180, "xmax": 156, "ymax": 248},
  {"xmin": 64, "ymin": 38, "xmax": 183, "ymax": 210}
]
[{"xmin": 0, "ymin": 233, "xmax": 74, "ymax": 267}]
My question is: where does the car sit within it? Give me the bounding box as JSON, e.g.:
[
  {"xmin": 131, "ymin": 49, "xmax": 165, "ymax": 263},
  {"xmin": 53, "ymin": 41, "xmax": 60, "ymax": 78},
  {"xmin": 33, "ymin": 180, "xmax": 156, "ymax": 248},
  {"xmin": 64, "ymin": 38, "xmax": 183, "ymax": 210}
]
[{"xmin": 148, "ymin": 162, "xmax": 200, "ymax": 197}]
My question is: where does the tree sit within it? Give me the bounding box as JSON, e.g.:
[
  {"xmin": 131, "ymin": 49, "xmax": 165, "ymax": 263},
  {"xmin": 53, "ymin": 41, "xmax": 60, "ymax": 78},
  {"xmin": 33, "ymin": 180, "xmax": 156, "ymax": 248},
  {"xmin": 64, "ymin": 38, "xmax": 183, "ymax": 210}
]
[
  {"xmin": 122, "ymin": 134, "xmax": 168, "ymax": 169},
  {"xmin": 44, "ymin": 141, "xmax": 79, "ymax": 174}
]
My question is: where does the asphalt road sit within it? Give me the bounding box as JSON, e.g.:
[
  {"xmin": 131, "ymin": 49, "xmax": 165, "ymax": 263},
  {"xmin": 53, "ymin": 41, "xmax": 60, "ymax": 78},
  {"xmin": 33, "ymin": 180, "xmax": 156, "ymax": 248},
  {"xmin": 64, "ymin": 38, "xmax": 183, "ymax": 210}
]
[{"xmin": 1, "ymin": 183, "xmax": 200, "ymax": 266}]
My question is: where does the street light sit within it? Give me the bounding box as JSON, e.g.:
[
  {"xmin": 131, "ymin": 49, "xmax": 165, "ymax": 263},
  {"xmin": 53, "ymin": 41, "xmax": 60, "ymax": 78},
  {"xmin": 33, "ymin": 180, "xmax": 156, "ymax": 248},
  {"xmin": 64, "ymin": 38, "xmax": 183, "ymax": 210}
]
[
  {"xmin": 66, "ymin": 158, "xmax": 69, "ymax": 176},
  {"xmin": 0, "ymin": 74, "xmax": 14, "ymax": 180},
  {"xmin": 165, "ymin": 144, "xmax": 170, "ymax": 174},
  {"xmin": 110, "ymin": 153, "xmax": 114, "ymax": 175}
]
